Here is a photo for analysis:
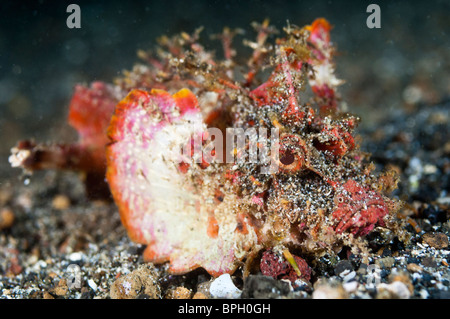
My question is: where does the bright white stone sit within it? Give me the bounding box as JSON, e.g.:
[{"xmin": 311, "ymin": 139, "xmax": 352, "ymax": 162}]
[
  {"xmin": 68, "ymin": 252, "xmax": 83, "ymax": 262},
  {"xmin": 88, "ymin": 279, "xmax": 98, "ymax": 292},
  {"xmin": 209, "ymin": 274, "xmax": 241, "ymax": 299}
]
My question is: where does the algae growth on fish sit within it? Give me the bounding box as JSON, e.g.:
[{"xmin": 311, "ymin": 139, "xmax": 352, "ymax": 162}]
[{"xmin": 10, "ymin": 18, "xmax": 407, "ymax": 280}]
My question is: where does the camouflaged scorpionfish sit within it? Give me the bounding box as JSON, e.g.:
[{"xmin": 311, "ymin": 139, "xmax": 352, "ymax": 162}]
[{"xmin": 10, "ymin": 19, "xmax": 404, "ymax": 277}]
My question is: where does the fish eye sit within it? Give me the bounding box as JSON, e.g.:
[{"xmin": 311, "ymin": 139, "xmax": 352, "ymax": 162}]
[{"xmin": 280, "ymin": 150, "xmax": 295, "ymax": 166}]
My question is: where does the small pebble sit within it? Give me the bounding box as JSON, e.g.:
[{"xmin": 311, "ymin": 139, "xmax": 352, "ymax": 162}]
[
  {"xmin": 406, "ymin": 263, "xmax": 423, "ymax": 273},
  {"xmin": 375, "ymin": 257, "xmax": 396, "ymax": 269},
  {"xmin": 68, "ymin": 252, "xmax": 83, "ymax": 262},
  {"xmin": 422, "ymin": 273, "xmax": 434, "ymax": 287},
  {"xmin": 54, "ymin": 278, "xmax": 69, "ymax": 296},
  {"xmin": 422, "ymin": 232, "xmax": 449, "ymax": 249},
  {"xmin": 80, "ymin": 288, "xmax": 95, "ymax": 299},
  {"xmin": 356, "ymin": 263, "xmax": 368, "ymax": 275},
  {"xmin": 48, "ymin": 272, "xmax": 58, "ymax": 279},
  {"xmin": 88, "ymin": 279, "xmax": 98, "ymax": 292},
  {"xmin": 422, "ymin": 257, "xmax": 438, "ymax": 268},
  {"xmin": 0, "ymin": 187, "xmax": 13, "ymax": 205},
  {"xmin": 52, "ymin": 194, "xmax": 71, "ymax": 210},
  {"xmin": 334, "ymin": 260, "xmax": 353, "ymax": 276},
  {"xmin": 196, "ymin": 280, "xmax": 212, "ymax": 298},
  {"xmin": 43, "ymin": 292, "xmax": 55, "ymax": 299},
  {"xmin": 0, "ymin": 207, "xmax": 15, "ymax": 229},
  {"xmin": 15, "ymin": 192, "xmax": 32, "ymax": 210},
  {"xmin": 165, "ymin": 286, "xmax": 192, "ymax": 299},
  {"xmin": 389, "ymin": 271, "xmax": 414, "ymax": 294},
  {"xmin": 377, "ymin": 281, "xmax": 411, "ymax": 299},
  {"xmin": 192, "ymin": 292, "xmax": 208, "ymax": 299},
  {"xmin": 342, "ymin": 280, "xmax": 358, "ymax": 293},
  {"xmin": 241, "ymin": 275, "xmax": 292, "ymax": 298},
  {"xmin": 342, "ymin": 271, "xmax": 356, "ymax": 283},
  {"xmin": 210, "ymin": 274, "xmax": 241, "ymax": 299},
  {"xmin": 110, "ymin": 265, "xmax": 160, "ymax": 299},
  {"xmin": 312, "ymin": 280, "xmax": 348, "ymax": 299}
]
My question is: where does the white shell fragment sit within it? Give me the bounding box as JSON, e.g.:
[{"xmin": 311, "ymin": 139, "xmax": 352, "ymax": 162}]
[
  {"xmin": 209, "ymin": 274, "xmax": 242, "ymax": 299},
  {"xmin": 88, "ymin": 279, "xmax": 98, "ymax": 292}
]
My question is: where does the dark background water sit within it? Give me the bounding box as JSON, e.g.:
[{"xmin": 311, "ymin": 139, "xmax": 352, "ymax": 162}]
[{"xmin": 0, "ymin": 0, "xmax": 449, "ymax": 176}]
